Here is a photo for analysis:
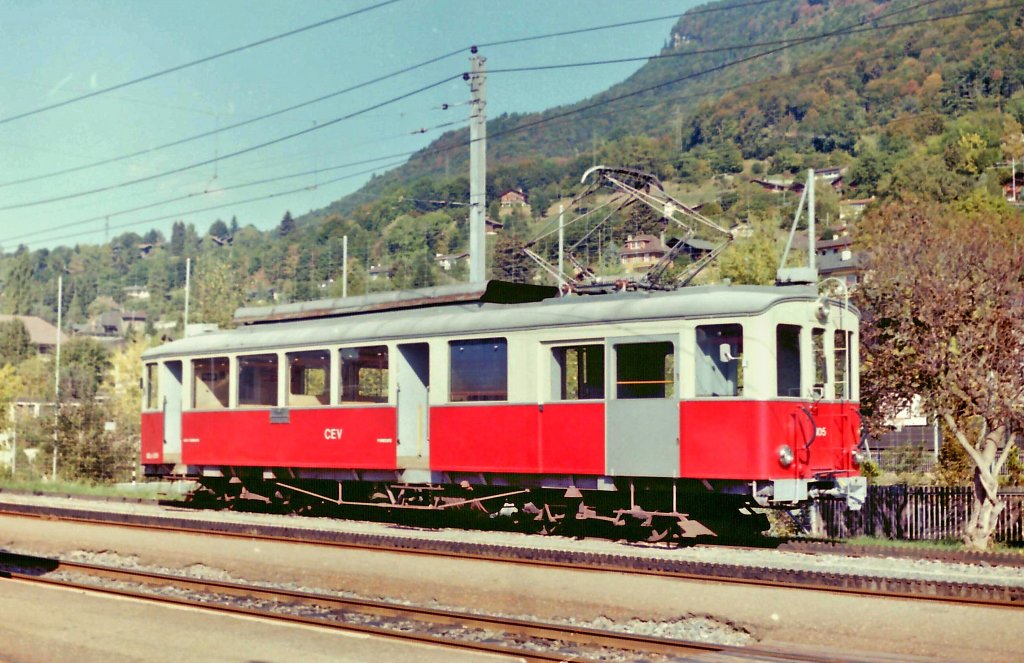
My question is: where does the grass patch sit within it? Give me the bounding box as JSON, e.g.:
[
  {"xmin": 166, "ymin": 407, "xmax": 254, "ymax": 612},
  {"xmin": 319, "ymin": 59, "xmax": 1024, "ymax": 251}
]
[
  {"xmin": 842, "ymin": 535, "xmax": 1024, "ymax": 555},
  {"xmin": 0, "ymin": 478, "xmax": 181, "ymax": 501}
]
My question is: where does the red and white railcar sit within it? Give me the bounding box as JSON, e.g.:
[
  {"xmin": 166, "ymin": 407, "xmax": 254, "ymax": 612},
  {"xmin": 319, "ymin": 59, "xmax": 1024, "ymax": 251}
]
[{"xmin": 141, "ymin": 280, "xmax": 865, "ymax": 537}]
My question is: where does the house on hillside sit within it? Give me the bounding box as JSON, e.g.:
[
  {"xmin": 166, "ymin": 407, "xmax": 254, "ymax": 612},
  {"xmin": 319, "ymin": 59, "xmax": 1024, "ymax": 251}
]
[
  {"xmin": 815, "ymin": 235, "xmax": 862, "ymax": 287},
  {"xmin": 499, "ymin": 188, "xmax": 528, "ymax": 207},
  {"xmin": 619, "ymin": 234, "xmax": 666, "ymax": 270},
  {"xmin": 839, "ymin": 197, "xmax": 875, "ymax": 221},
  {"xmin": 753, "ymin": 167, "xmax": 846, "ymax": 195},
  {"xmin": 435, "ymin": 252, "xmax": 469, "ymax": 272},
  {"xmin": 368, "ymin": 264, "xmax": 393, "ymax": 281},
  {"xmin": 71, "ymin": 310, "xmax": 148, "ymax": 344},
  {"xmin": 1004, "ymin": 173, "xmax": 1024, "ymax": 202},
  {"xmin": 0, "ymin": 315, "xmax": 66, "ymax": 354},
  {"xmin": 123, "ymin": 285, "xmax": 150, "ymax": 300},
  {"xmin": 485, "ymin": 217, "xmax": 504, "ymax": 235}
]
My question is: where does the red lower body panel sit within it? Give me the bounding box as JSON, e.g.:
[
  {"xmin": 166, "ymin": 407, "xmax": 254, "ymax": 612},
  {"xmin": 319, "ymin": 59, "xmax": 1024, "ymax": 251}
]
[
  {"xmin": 180, "ymin": 407, "xmax": 397, "ymax": 469},
  {"xmin": 430, "ymin": 402, "xmax": 604, "ymax": 475},
  {"xmin": 680, "ymin": 400, "xmax": 859, "ymax": 480},
  {"xmin": 141, "ymin": 412, "xmax": 163, "ymax": 464}
]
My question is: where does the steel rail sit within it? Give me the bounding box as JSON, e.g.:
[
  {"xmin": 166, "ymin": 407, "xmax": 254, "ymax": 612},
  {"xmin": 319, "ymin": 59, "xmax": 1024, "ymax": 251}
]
[
  {"xmin": 2, "ymin": 504, "xmax": 1023, "ymax": 610},
  {"xmin": 0, "ymin": 552, "xmax": 745, "ymax": 662}
]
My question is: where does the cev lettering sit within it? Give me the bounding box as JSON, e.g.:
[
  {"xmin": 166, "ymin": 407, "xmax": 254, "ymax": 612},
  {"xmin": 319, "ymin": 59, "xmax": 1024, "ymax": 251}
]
[{"xmin": 324, "ymin": 428, "xmax": 344, "ymax": 440}]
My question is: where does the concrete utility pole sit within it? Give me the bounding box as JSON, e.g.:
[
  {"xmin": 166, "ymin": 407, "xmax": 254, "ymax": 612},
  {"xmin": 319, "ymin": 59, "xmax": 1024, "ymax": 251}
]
[
  {"xmin": 467, "ymin": 49, "xmax": 487, "ymax": 282},
  {"xmin": 808, "ymin": 168, "xmax": 816, "ymax": 275},
  {"xmin": 52, "ymin": 275, "xmax": 62, "ymax": 480},
  {"xmin": 184, "ymin": 257, "xmax": 191, "ymax": 331},
  {"xmin": 342, "ymin": 235, "xmax": 348, "ymax": 298},
  {"xmin": 558, "ymin": 204, "xmax": 565, "ymax": 292}
]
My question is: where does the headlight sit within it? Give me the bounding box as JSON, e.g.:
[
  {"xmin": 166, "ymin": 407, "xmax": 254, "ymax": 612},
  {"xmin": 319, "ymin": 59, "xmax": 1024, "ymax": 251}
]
[
  {"xmin": 778, "ymin": 444, "xmax": 794, "ymax": 468},
  {"xmin": 852, "ymin": 449, "xmax": 866, "ymax": 467}
]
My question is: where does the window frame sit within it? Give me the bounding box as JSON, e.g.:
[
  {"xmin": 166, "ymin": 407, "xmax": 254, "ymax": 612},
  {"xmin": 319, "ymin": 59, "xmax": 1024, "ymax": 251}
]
[
  {"xmin": 191, "ymin": 355, "xmax": 230, "ymax": 410},
  {"xmin": 339, "ymin": 345, "xmax": 389, "ymax": 405},
  {"xmin": 550, "ymin": 343, "xmax": 605, "ymax": 401},
  {"xmin": 237, "ymin": 353, "xmax": 280, "ymax": 408},
  {"xmin": 776, "ymin": 324, "xmax": 803, "ymax": 398},
  {"xmin": 286, "ymin": 349, "xmax": 331, "ymax": 407},
  {"xmin": 144, "ymin": 362, "xmax": 159, "ymax": 411},
  {"xmin": 695, "ymin": 323, "xmax": 744, "ymax": 398},
  {"xmin": 613, "ymin": 339, "xmax": 676, "ymax": 400},
  {"xmin": 449, "ymin": 337, "xmax": 508, "ymax": 403}
]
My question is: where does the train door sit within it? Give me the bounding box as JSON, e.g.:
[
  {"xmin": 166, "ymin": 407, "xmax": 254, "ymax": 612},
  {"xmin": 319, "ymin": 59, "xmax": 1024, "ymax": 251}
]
[
  {"xmin": 605, "ymin": 336, "xmax": 679, "ymax": 478},
  {"xmin": 396, "ymin": 343, "xmax": 430, "ymax": 466},
  {"xmin": 161, "ymin": 360, "xmax": 183, "ymax": 462}
]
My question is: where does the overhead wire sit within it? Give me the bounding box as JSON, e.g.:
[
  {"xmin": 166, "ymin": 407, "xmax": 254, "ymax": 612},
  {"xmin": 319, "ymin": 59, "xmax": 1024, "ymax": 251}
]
[
  {"xmin": 0, "ymin": 0, "xmax": 404, "ymax": 127},
  {"xmin": 0, "ymin": 74, "xmax": 463, "ymax": 212},
  {"xmin": 0, "ymin": 7, "xmax": 704, "ymax": 191},
  {"xmin": 25, "ymin": 159, "xmax": 410, "ymax": 248},
  {"xmin": 6, "ymin": 0, "xmax": 1009, "ymax": 246},
  {"xmin": 4, "ymin": 119, "xmax": 470, "ymax": 245}
]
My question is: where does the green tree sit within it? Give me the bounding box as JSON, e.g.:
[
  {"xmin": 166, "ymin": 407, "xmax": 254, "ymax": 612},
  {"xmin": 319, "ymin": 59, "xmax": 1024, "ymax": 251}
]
[
  {"xmin": 194, "ymin": 254, "xmax": 242, "ymax": 328},
  {"xmin": 856, "ymin": 197, "xmax": 1024, "ymax": 550},
  {"xmin": 492, "ymin": 234, "xmax": 531, "ymax": 282},
  {"xmin": 717, "ymin": 220, "xmax": 779, "ymax": 285},
  {"xmin": 61, "ymin": 337, "xmax": 112, "ymax": 401},
  {"xmin": 169, "ymin": 221, "xmax": 186, "ymax": 257},
  {"xmin": 0, "ymin": 319, "xmax": 32, "ymax": 365},
  {"xmin": 208, "ymin": 219, "xmax": 229, "ymax": 238},
  {"xmin": 279, "ymin": 210, "xmax": 296, "ymax": 237},
  {"xmin": 56, "ymin": 397, "xmax": 132, "ymax": 482},
  {"xmin": 3, "ymin": 252, "xmax": 35, "ymax": 315}
]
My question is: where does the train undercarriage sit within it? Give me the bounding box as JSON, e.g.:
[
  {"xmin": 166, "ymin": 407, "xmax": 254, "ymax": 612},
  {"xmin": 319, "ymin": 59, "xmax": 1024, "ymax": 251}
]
[{"xmin": 179, "ymin": 469, "xmax": 783, "ymax": 543}]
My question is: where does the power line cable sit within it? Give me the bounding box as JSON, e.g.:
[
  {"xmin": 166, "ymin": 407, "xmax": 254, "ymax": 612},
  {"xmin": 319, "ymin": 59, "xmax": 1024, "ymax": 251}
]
[
  {"xmin": 438, "ymin": 0, "xmax": 1006, "ymax": 160},
  {"xmin": 0, "ymin": 8, "xmax": 704, "ymax": 190},
  {"xmin": 0, "ymin": 74, "xmax": 462, "ymax": 212},
  {"xmin": 4, "ymin": 0, "xmax": 1001, "ymax": 245},
  {"xmin": 24, "ymin": 159, "xmax": 410, "ymax": 248},
  {"xmin": 488, "ymin": 0, "xmax": 961, "ymax": 75},
  {"xmin": 0, "ymin": 0, "xmax": 403, "ymax": 127},
  {"xmin": 2, "ymin": 117, "xmax": 470, "ymax": 244}
]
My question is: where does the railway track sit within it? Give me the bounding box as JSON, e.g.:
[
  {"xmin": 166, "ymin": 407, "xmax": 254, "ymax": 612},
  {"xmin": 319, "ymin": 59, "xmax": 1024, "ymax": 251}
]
[
  {"xmin": 1, "ymin": 550, "xmax": 851, "ymax": 662},
  {"xmin": 2, "ymin": 500, "xmax": 1023, "ymax": 609}
]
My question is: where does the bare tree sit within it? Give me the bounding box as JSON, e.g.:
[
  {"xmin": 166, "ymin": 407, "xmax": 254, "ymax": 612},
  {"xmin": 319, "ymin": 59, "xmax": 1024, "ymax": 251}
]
[{"xmin": 856, "ymin": 196, "xmax": 1024, "ymax": 550}]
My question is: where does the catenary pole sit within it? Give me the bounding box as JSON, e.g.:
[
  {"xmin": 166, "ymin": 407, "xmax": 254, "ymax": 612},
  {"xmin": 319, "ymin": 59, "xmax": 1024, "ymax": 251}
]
[{"xmin": 467, "ymin": 49, "xmax": 487, "ymax": 282}]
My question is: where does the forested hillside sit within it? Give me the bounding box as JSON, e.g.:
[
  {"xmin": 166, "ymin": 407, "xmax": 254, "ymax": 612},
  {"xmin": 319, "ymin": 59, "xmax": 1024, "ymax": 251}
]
[{"xmin": 1, "ymin": 0, "xmax": 1021, "ymax": 332}]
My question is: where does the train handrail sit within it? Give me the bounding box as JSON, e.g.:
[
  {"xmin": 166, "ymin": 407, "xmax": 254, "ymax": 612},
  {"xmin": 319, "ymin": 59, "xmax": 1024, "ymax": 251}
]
[{"xmin": 800, "ymin": 406, "xmax": 818, "ymax": 451}]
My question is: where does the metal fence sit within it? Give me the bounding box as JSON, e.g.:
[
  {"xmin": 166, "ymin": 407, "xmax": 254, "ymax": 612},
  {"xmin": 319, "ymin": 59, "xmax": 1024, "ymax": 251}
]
[{"xmin": 816, "ymin": 485, "xmax": 1024, "ymax": 543}]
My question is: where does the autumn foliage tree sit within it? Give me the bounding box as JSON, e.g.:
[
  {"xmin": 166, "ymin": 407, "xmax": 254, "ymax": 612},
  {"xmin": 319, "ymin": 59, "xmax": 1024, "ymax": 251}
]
[{"xmin": 855, "ymin": 196, "xmax": 1024, "ymax": 550}]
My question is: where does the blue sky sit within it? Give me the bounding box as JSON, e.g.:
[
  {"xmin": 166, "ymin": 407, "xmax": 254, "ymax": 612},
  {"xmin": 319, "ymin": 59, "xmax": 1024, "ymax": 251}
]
[{"xmin": 0, "ymin": 0, "xmax": 698, "ymax": 250}]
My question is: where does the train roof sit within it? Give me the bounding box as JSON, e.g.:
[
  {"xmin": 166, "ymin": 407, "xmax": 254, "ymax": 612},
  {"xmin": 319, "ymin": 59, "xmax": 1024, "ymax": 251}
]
[{"xmin": 142, "ymin": 282, "xmax": 857, "ymax": 360}]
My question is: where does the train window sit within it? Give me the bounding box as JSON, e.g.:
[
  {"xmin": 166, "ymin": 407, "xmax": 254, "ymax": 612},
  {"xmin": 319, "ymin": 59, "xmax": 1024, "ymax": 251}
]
[
  {"xmin": 192, "ymin": 356, "xmax": 230, "ymax": 409},
  {"xmin": 341, "ymin": 346, "xmax": 388, "ymax": 403},
  {"xmin": 776, "ymin": 325, "xmax": 802, "ymax": 397},
  {"xmin": 696, "ymin": 324, "xmax": 743, "ymax": 397},
  {"xmin": 145, "ymin": 363, "xmax": 159, "ymax": 410},
  {"xmin": 812, "ymin": 328, "xmax": 827, "ymax": 397},
  {"xmin": 450, "ymin": 338, "xmax": 507, "ymax": 402},
  {"xmin": 552, "ymin": 345, "xmax": 604, "ymax": 400},
  {"xmin": 287, "ymin": 350, "xmax": 330, "ymax": 406},
  {"xmin": 238, "ymin": 354, "xmax": 279, "ymax": 407},
  {"xmin": 615, "ymin": 341, "xmax": 674, "ymax": 399},
  {"xmin": 835, "ymin": 330, "xmax": 851, "ymax": 400}
]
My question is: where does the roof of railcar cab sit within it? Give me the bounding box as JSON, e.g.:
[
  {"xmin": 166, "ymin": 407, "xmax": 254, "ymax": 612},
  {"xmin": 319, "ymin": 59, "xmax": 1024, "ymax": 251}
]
[{"xmin": 142, "ymin": 280, "xmax": 853, "ymax": 360}]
